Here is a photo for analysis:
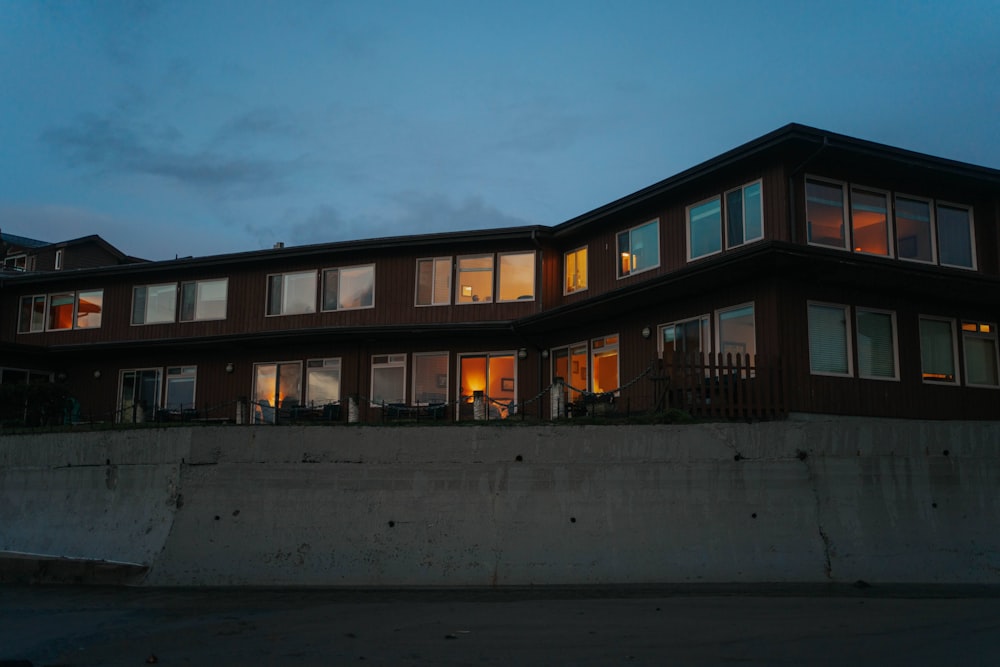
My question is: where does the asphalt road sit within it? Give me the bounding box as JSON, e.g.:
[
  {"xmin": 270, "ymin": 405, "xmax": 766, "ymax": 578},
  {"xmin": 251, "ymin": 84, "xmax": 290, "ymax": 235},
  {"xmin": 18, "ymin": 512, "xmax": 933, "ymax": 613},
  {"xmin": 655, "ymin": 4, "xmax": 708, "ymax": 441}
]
[{"xmin": 2, "ymin": 585, "xmax": 999, "ymax": 666}]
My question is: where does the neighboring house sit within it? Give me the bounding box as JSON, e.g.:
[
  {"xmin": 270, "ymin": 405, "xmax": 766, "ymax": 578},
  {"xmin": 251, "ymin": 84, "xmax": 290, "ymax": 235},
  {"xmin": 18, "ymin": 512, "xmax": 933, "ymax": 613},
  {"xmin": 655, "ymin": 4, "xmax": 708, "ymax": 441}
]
[
  {"xmin": 1, "ymin": 123, "xmax": 999, "ymax": 422},
  {"xmin": 1, "ymin": 232, "xmax": 139, "ymax": 274}
]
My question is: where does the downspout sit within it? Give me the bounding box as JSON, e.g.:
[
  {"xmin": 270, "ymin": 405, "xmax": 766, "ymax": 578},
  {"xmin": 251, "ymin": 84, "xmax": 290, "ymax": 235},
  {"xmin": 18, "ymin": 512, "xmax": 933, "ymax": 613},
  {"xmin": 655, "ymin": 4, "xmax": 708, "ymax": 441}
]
[{"xmin": 787, "ymin": 136, "xmax": 829, "ymax": 244}]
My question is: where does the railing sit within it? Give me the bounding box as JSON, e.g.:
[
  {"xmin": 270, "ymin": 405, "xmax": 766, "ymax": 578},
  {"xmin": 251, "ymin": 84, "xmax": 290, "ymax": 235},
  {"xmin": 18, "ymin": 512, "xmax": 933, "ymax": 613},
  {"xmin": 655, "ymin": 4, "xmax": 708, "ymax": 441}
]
[{"xmin": 658, "ymin": 353, "xmax": 785, "ymax": 421}]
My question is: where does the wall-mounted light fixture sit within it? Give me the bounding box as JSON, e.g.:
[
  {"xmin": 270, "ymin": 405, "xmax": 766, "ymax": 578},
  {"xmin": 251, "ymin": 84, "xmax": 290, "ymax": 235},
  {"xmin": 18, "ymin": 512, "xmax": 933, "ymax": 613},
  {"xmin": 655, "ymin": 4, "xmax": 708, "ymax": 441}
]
[
  {"xmin": 93, "ymin": 370, "xmax": 101, "ymax": 379},
  {"xmin": 225, "ymin": 362, "xmax": 234, "ymax": 373},
  {"xmin": 641, "ymin": 326, "xmax": 652, "ymax": 339},
  {"xmin": 540, "ymin": 349, "xmax": 550, "ymax": 359},
  {"xmin": 517, "ymin": 348, "xmax": 528, "ymax": 360},
  {"xmin": 56, "ymin": 372, "xmax": 67, "ymax": 382}
]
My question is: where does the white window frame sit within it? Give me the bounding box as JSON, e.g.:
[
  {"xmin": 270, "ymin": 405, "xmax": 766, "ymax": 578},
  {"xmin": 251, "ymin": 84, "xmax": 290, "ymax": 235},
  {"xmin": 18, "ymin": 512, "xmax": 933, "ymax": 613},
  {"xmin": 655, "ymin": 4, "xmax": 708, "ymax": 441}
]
[
  {"xmin": 563, "ymin": 246, "xmax": 588, "ymax": 295},
  {"xmin": 855, "ymin": 307, "xmax": 899, "ymax": 381},
  {"xmin": 455, "ymin": 254, "xmax": 494, "ymax": 305},
  {"xmin": 893, "ymin": 193, "xmax": 937, "ymax": 265},
  {"xmin": 658, "ymin": 315, "xmax": 711, "ymax": 360},
  {"xmin": 807, "ymin": 302, "xmax": 853, "ymax": 378},
  {"xmin": 266, "ymin": 270, "xmax": 317, "ymax": 316},
  {"xmin": 961, "ymin": 321, "xmax": 999, "ymax": 388},
  {"xmin": 164, "ymin": 366, "xmax": 197, "ymax": 412},
  {"xmin": 686, "ymin": 196, "xmax": 723, "ymax": 261},
  {"xmin": 54, "ymin": 249, "xmax": 64, "ymax": 271},
  {"xmin": 322, "ymin": 264, "xmax": 376, "ymax": 312},
  {"xmin": 4, "ymin": 254, "xmax": 27, "ymax": 271},
  {"xmin": 496, "ymin": 251, "xmax": 536, "ymax": 303},
  {"xmin": 180, "ymin": 278, "xmax": 228, "ymax": 322},
  {"xmin": 725, "ymin": 179, "xmax": 764, "ymax": 249},
  {"xmin": 17, "ymin": 294, "xmax": 47, "ymax": 334},
  {"xmin": 617, "ymin": 218, "xmax": 660, "ymax": 279},
  {"xmin": 415, "ymin": 257, "xmax": 452, "ymax": 307},
  {"xmin": 805, "ymin": 176, "xmax": 849, "ymax": 251},
  {"xmin": 935, "ymin": 201, "xmax": 977, "ymax": 271},
  {"xmin": 131, "ymin": 283, "xmax": 178, "ymax": 326},
  {"xmin": 849, "ymin": 185, "xmax": 894, "ymax": 258},
  {"xmin": 371, "ymin": 353, "xmax": 407, "ymax": 405},
  {"xmin": 305, "ymin": 358, "xmax": 342, "ymax": 406},
  {"xmin": 919, "ymin": 316, "xmax": 960, "ymax": 385}
]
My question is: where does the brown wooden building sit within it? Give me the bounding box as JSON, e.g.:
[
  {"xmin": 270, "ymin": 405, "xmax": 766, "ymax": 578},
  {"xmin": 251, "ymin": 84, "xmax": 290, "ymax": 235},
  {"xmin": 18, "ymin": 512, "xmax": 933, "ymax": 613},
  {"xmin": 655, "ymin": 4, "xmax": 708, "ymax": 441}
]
[{"xmin": 2, "ymin": 124, "xmax": 999, "ymax": 423}]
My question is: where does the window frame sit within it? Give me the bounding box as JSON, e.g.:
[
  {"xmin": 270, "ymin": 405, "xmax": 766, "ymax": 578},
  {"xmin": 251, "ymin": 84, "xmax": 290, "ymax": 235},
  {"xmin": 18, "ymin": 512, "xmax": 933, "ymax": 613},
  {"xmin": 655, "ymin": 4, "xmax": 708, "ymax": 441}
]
[
  {"xmin": 935, "ymin": 201, "xmax": 977, "ymax": 270},
  {"xmin": 849, "ymin": 185, "xmax": 893, "ymax": 258},
  {"xmin": 658, "ymin": 315, "xmax": 711, "ymax": 360},
  {"xmin": 894, "ymin": 193, "xmax": 937, "ymax": 265},
  {"xmin": 412, "ymin": 351, "xmax": 450, "ymax": 405},
  {"xmin": 855, "ymin": 307, "xmax": 899, "ymax": 381},
  {"xmin": 686, "ymin": 196, "xmax": 723, "ymax": 261},
  {"xmin": 164, "ymin": 365, "xmax": 197, "ymax": 412},
  {"xmin": 918, "ymin": 316, "xmax": 960, "ymax": 385},
  {"xmin": 43, "ymin": 289, "xmax": 104, "ymax": 331},
  {"xmin": 321, "ymin": 263, "xmax": 376, "ymax": 312},
  {"xmin": 563, "ymin": 246, "xmax": 588, "ymax": 295},
  {"xmin": 805, "ymin": 176, "xmax": 849, "ymax": 251},
  {"xmin": 371, "ymin": 353, "xmax": 407, "ymax": 405},
  {"xmin": 496, "ymin": 251, "xmax": 536, "ymax": 303},
  {"xmin": 590, "ymin": 334, "xmax": 620, "ymax": 395},
  {"xmin": 180, "ymin": 278, "xmax": 228, "ymax": 322},
  {"xmin": 961, "ymin": 321, "xmax": 999, "ymax": 388},
  {"xmin": 725, "ymin": 179, "xmax": 764, "ymax": 249},
  {"xmin": 131, "ymin": 282, "xmax": 178, "ymax": 326},
  {"xmin": 455, "ymin": 254, "xmax": 494, "ymax": 305},
  {"xmin": 807, "ymin": 301, "xmax": 853, "ymax": 378},
  {"xmin": 54, "ymin": 249, "xmax": 64, "ymax": 271},
  {"xmin": 266, "ymin": 270, "xmax": 318, "ymax": 317},
  {"xmin": 17, "ymin": 294, "xmax": 47, "ymax": 334},
  {"xmin": 415, "ymin": 257, "xmax": 452, "ymax": 307},
  {"xmin": 617, "ymin": 218, "xmax": 660, "ymax": 279},
  {"xmin": 305, "ymin": 357, "xmax": 342, "ymax": 406}
]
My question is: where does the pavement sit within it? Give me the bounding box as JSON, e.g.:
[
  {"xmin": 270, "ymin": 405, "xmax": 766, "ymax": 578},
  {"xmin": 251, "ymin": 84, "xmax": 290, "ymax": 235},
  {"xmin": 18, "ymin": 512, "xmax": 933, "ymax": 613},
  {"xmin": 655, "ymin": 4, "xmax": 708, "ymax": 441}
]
[{"xmin": 2, "ymin": 584, "xmax": 999, "ymax": 666}]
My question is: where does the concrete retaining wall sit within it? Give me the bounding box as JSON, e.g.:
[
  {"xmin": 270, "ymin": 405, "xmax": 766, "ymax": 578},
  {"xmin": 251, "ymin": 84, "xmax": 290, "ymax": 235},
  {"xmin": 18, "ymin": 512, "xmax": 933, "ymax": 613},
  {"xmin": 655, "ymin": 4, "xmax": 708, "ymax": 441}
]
[{"xmin": 1, "ymin": 419, "xmax": 998, "ymax": 586}]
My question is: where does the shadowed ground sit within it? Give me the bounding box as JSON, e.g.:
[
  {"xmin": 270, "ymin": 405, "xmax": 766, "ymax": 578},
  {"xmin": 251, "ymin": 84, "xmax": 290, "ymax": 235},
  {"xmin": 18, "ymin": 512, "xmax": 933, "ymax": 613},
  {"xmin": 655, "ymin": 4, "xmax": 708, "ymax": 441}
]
[{"xmin": 2, "ymin": 585, "xmax": 999, "ymax": 666}]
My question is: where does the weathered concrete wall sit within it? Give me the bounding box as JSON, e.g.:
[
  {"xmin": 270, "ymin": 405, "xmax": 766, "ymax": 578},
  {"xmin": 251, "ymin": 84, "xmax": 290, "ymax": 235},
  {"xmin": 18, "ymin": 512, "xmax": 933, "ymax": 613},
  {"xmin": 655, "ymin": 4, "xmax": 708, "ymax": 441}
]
[{"xmin": 1, "ymin": 420, "xmax": 998, "ymax": 586}]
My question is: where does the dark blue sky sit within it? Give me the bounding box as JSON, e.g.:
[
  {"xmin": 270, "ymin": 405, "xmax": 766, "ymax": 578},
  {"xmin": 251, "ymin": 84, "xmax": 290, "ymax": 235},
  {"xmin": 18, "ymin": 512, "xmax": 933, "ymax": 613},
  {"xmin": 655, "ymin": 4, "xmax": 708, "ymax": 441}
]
[{"xmin": 1, "ymin": 0, "xmax": 998, "ymax": 260}]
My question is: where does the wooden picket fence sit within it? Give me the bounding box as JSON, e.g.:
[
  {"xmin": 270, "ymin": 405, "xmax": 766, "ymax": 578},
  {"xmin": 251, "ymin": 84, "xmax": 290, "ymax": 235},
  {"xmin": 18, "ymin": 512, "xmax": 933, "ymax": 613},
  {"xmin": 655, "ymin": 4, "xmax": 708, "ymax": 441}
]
[{"xmin": 660, "ymin": 353, "xmax": 786, "ymax": 421}]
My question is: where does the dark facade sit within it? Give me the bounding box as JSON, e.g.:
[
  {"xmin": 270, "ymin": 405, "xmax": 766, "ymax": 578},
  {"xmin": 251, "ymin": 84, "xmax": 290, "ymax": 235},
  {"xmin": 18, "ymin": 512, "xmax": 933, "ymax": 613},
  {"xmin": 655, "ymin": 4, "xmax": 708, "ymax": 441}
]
[{"xmin": 2, "ymin": 124, "xmax": 999, "ymax": 423}]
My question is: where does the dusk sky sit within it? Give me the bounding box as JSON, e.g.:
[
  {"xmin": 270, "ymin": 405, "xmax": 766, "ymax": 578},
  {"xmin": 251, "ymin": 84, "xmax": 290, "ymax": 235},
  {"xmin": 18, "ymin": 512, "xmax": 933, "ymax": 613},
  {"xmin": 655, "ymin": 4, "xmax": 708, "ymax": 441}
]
[{"xmin": 1, "ymin": 1, "xmax": 998, "ymax": 261}]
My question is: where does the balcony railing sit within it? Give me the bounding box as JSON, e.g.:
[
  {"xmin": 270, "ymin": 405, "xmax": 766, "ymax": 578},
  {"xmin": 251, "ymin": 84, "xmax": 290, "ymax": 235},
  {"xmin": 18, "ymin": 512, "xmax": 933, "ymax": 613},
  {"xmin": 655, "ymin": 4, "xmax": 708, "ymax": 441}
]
[{"xmin": 660, "ymin": 352, "xmax": 786, "ymax": 421}]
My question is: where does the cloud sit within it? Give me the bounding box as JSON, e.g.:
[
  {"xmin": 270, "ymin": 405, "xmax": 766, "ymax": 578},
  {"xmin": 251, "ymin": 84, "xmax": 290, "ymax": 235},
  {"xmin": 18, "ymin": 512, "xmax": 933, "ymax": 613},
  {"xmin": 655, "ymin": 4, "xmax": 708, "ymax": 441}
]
[{"xmin": 42, "ymin": 111, "xmax": 307, "ymax": 198}]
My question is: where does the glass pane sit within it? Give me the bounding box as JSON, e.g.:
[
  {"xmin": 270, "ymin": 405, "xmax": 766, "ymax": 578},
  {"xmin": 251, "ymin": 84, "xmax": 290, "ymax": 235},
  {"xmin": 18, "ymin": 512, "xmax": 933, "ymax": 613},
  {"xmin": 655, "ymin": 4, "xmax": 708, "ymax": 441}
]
[
  {"xmin": 165, "ymin": 376, "xmax": 196, "ymax": 411},
  {"xmin": 132, "ymin": 286, "xmax": 147, "ymax": 325},
  {"xmin": 569, "ymin": 345, "xmax": 588, "ymax": 400},
  {"xmin": 964, "ymin": 335, "xmax": 999, "ymax": 386},
  {"xmin": 565, "ymin": 248, "xmax": 587, "ymax": 292},
  {"xmin": 145, "ymin": 284, "xmax": 176, "ymax": 324},
  {"xmin": 630, "ymin": 220, "xmax": 660, "ymax": 273},
  {"xmin": 322, "ymin": 269, "xmax": 340, "ymax": 311},
  {"xmin": 920, "ymin": 319, "xmax": 955, "ymax": 382},
  {"xmin": 726, "ymin": 190, "xmax": 744, "ymax": 246},
  {"xmin": 266, "ymin": 275, "xmax": 282, "ymax": 316},
  {"xmin": 617, "ymin": 230, "xmax": 631, "ymax": 276},
  {"xmin": 277, "ymin": 362, "xmax": 302, "ymax": 408},
  {"xmin": 307, "ymin": 361, "xmax": 341, "ymax": 405},
  {"xmin": 806, "ymin": 180, "xmax": 846, "ymax": 248},
  {"xmin": 339, "ymin": 266, "xmax": 374, "ymax": 309},
  {"xmin": 718, "ymin": 305, "xmax": 756, "ymax": 360},
  {"xmin": 283, "ymin": 271, "xmax": 316, "ymax": 314},
  {"xmin": 744, "ymin": 182, "xmax": 763, "ymax": 241},
  {"xmin": 857, "ymin": 311, "xmax": 895, "ymax": 378},
  {"xmin": 895, "ymin": 197, "xmax": 933, "ymax": 262},
  {"xmin": 851, "ymin": 189, "xmax": 889, "ymax": 255},
  {"xmin": 76, "ymin": 290, "xmax": 103, "ymax": 329},
  {"xmin": 809, "ymin": 305, "xmax": 849, "ymax": 374},
  {"xmin": 413, "ymin": 353, "xmax": 448, "ymax": 404},
  {"xmin": 31, "ymin": 296, "xmax": 45, "ymax": 332},
  {"xmin": 416, "ymin": 259, "xmax": 433, "ymax": 305},
  {"xmin": 196, "ymin": 279, "xmax": 227, "ymax": 320},
  {"xmin": 456, "ymin": 256, "xmax": 493, "ymax": 304},
  {"xmin": 253, "ymin": 363, "xmax": 277, "ymax": 424},
  {"xmin": 592, "ymin": 348, "xmax": 618, "ymax": 394},
  {"xmin": 372, "ymin": 366, "xmax": 405, "ymax": 404},
  {"xmin": 937, "ymin": 205, "xmax": 973, "ymax": 268},
  {"xmin": 48, "ymin": 293, "xmax": 74, "ymax": 330},
  {"xmin": 498, "ymin": 253, "xmax": 534, "ymax": 301},
  {"xmin": 690, "ymin": 198, "xmax": 722, "ymax": 258},
  {"xmin": 433, "ymin": 258, "xmax": 451, "ymax": 304},
  {"xmin": 459, "ymin": 356, "xmax": 487, "ymax": 401}
]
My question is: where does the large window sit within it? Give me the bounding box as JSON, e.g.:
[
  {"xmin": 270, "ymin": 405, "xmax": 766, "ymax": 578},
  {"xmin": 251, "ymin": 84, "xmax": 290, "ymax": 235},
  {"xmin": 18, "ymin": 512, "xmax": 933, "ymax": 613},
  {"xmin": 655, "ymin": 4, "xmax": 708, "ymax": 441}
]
[
  {"xmin": 687, "ymin": 197, "xmax": 722, "ymax": 260},
  {"xmin": 498, "ymin": 252, "xmax": 535, "ymax": 302},
  {"xmin": 456, "ymin": 255, "xmax": 494, "ymax": 304},
  {"xmin": 4, "ymin": 254, "xmax": 28, "ymax": 271},
  {"xmin": 17, "ymin": 295, "xmax": 46, "ymax": 333},
  {"xmin": 919, "ymin": 317, "xmax": 958, "ymax": 384},
  {"xmin": 253, "ymin": 361, "xmax": 302, "ymax": 423},
  {"xmin": 266, "ymin": 271, "xmax": 316, "ymax": 316},
  {"xmin": 564, "ymin": 246, "xmax": 588, "ymax": 294},
  {"xmin": 961, "ymin": 321, "xmax": 999, "ymax": 387},
  {"xmin": 165, "ymin": 366, "xmax": 197, "ymax": 411},
  {"xmin": 726, "ymin": 181, "xmax": 763, "ymax": 248},
  {"xmin": 45, "ymin": 289, "xmax": 103, "ymax": 331},
  {"xmin": 895, "ymin": 196, "xmax": 935, "ymax": 263},
  {"xmin": 717, "ymin": 303, "xmax": 756, "ymax": 362},
  {"xmin": 617, "ymin": 219, "xmax": 659, "ymax": 278},
  {"xmin": 850, "ymin": 187, "xmax": 890, "ymax": 256},
  {"xmin": 132, "ymin": 284, "xmax": 177, "ymax": 325},
  {"xmin": 323, "ymin": 264, "xmax": 375, "ymax": 311},
  {"xmin": 118, "ymin": 368, "xmax": 161, "ymax": 423},
  {"xmin": 660, "ymin": 316, "xmax": 710, "ymax": 366},
  {"xmin": 181, "ymin": 278, "xmax": 228, "ymax": 321},
  {"xmin": 551, "ymin": 343, "xmax": 588, "ymax": 403},
  {"xmin": 856, "ymin": 309, "xmax": 897, "ymax": 380},
  {"xmin": 306, "ymin": 358, "xmax": 341, "ymax": 406},
  {"xmin": 371, "ymin": 354, "xmax": 406, "ymax": 405},
  {"xmin": 806, "ymin": 178, "xmax": 847, "ymax": 249},
  {"xmin": 459, "ymin": 352, "xmax": 515, "ymax": 418},
  {"xmin": 937, "ymin": 204, "xmax": 975, "ymax": 269},
  {"xmin": 591, "ymin": 335, "xmax": 619, "ymax": 394},
  {"xmin": 416, "ymin": 257, "xmax": 452, "ymax": 306},
  {"xmin": 808, "ymin": 303, "xmax": 851, "ymax": 376},
  {"xmin": 413, "ymin": 352, "xmax": 449, "ymax": 404}
]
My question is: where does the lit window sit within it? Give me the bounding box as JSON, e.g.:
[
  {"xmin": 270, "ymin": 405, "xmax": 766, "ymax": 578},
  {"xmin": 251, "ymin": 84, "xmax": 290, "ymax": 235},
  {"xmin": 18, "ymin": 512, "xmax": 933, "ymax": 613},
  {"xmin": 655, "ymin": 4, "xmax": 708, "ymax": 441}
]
[
  {"xmin": 132, "ymin": 283, "xmax": 177, "ymax": 325},
  {"xmin": 416, "ymin": 257, "xmax": 452, "ymax": 306},
  {"xmin": 306, "ymin": 358, "xmax": 341, "ymax": 406},
  {"xmin": 895, "ymin": 196, "xmax": 935, "ymax": 263},
  {"xmin": 808, "ymin": 303, "xmax": 851, "ymax": 376},
  {"xmin": 456, "ymin": 255, "xmax": 493, "ymax": 304},
  {"xmin": 459, "ymin": 352, "xmax": 515, "ymax": 417},
  {"xmin": 252, "ymin": 361, "xmax": 302, "ymax": 424},
  {"xmin": 961, "ymin": 321, "xmax": 999, "ymax": 387},
  {"xmin": 497, "ymin": 252, "xmax": 535, "ymax": 302},
  {"xmin": 563, "ymin": 246, "xmax": 588, "ymax": 294},
  {"xmin": 850, "ymin": 188, "xmax": 890, "ymax": 256},
  {"xmin": 806, "ymin": 178, "xmax": 847, "ymax": 249},
  {"xmin": 323, "ymin": 264, "xmax": 375, "ymax": 311},
  {"xmin": 413, "ymin": 352, "xmax": 448, "ymax": 404},
  {"xmin": 937, "ymin": 204, "xmax": 975, "ymax": 269},
  {"xmin": 617, "ymin": 219, "xmax": 659, "ymax": 278},
  {"xmin": 371, "ymin": 354, "xmax": 406, "ymax": 405},
  {"xmin": 591, "ymin": 335, "xmax": 619, "ymax": 394},
  {"xmin": 266, "ymin": 271, "xmax": 316, "ymax": 316},
  {"xmin": 687, "ymin": 197, "xmax": 722, "ymax": 260},
  {"xmin": 44, "ymin": 290, "xmax": 103, "ymax": 331},
  {"xmin": 726, "ymin": 181, "xmax": 763, "ymax": 248},
  {"xmin": 181, "ymin": 279, "xmax": 228, "ymax": 321},
  {"xmin": 550, "ymin": 343, "xmax": 588, "ymax": 403},
  {"xmin": 17, "ymin": 295, "xmax": 46, "ymax": 333},
  {"xmin": 856, "ymin": 309, "xmax": 897, "ymax": 380},
  {"xmin": 919, "ymin": 317, "xmax": 958, "ymax": 384}
]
